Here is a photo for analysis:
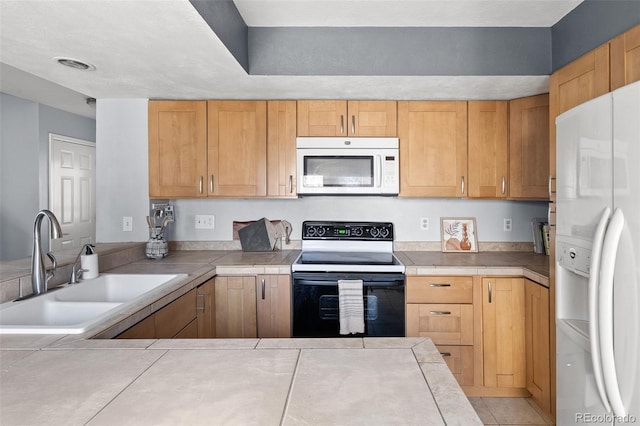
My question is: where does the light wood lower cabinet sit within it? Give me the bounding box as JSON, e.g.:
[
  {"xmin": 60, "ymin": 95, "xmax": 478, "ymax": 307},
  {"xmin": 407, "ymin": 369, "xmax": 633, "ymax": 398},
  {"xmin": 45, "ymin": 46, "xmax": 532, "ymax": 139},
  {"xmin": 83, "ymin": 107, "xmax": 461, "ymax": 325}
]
[
  {"xmin": 118, "ymin": 288, "xmax": 197, "ymax": 339},
  {"xmin": 525, "ymin": 279, "xmax": 551, "ymax": 416},
  {"xmin": 256, "ymin": 274, "xmax": 291, "ymax": 338},
  {"xmin": 215, "ymin": 276, "xmax": 258, "ymax": 338},
  {"xmin": 215, "ymin": 275, "xmax": 291, "ymax": 338},
  {"xmin": 482, "ymin": 277, "xmax": 526, "ymax": 389},
  {"xmin": 196, "ymin": 278, "xmax": 215, "ymax": 338},
  {"xmin": 437, "ymin": 344, "xmax": 475, "ymax": 387},
  {"xmin": 406, "ymin": 275, "xmax": 475, "ymax": 388}
]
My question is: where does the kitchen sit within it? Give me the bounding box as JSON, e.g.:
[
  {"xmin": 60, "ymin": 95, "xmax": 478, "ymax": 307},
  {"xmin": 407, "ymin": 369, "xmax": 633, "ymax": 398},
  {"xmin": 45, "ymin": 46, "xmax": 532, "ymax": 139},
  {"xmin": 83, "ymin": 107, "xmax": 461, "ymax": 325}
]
[{"xmin": 1, "ymin": 1, "xmax": 640, "ymax": 425}]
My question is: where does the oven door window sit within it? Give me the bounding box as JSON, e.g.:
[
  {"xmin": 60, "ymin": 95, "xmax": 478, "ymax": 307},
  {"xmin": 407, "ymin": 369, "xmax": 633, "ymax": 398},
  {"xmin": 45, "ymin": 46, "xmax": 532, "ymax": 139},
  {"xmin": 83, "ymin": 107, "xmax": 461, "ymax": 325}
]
[{"xmin": 303, "ymin": 156, "xmax": 373, "ymax": 187}]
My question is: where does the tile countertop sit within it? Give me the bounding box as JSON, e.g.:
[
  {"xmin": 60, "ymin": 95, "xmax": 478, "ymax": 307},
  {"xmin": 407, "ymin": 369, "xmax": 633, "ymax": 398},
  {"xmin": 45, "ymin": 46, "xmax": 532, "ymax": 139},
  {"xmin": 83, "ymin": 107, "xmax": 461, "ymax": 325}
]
[
  {"xmin": 0, "ymin": 337, "xmax": 481, "ymax": 426},
  {"xmin": 398, "ymin": 251, "xmax": 550, "ymax": 287}
]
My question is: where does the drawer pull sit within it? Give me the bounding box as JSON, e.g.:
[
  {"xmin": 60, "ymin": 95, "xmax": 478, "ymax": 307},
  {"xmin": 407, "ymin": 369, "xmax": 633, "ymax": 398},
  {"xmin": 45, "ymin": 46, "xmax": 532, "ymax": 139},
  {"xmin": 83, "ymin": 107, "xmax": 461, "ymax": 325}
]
[
  {"xmin": 440, "ymin": 352, "xmax": 452, "ymax": 357},
  {"xmin": 196, "ymin": 293, "xmax": 205, "ymax": 312},
  {"xmin": 261, "ymin": 279, "xmax": 266, "ymax": 300},
  {"xmin": 429, "ymin": 283, "xmax": 451, "ymax": 287},
  {"xmin": 430, "ymin": 311, "xmax": 451, "ymax": 315}
]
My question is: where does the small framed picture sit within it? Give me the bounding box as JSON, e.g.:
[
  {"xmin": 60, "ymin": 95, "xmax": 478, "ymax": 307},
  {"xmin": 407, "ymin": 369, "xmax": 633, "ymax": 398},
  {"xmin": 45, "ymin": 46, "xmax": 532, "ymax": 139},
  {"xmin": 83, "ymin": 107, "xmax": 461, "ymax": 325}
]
[{"xmin": 440, "ymin": 217, "xmax": 478, "ymax": 253}]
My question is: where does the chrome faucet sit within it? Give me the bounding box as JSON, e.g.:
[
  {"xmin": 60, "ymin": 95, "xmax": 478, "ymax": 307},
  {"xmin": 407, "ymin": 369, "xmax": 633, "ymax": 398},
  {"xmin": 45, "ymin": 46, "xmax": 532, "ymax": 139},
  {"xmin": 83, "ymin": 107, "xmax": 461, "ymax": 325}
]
[
  {"xmin": 69, "ymin": 244, "xmax": 95, "ymax": 284},
  {"xmin": 31, "ymin": 209, "xmax": 63, "ymax": 295}
]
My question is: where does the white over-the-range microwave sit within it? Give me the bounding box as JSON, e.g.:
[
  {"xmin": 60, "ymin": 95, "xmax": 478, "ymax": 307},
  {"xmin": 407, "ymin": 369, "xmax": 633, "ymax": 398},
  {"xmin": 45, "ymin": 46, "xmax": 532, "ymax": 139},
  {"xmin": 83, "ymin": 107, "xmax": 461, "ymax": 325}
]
[{"xmin": 296, "ymin": 137, "xmax": 400, "ymax": 195}]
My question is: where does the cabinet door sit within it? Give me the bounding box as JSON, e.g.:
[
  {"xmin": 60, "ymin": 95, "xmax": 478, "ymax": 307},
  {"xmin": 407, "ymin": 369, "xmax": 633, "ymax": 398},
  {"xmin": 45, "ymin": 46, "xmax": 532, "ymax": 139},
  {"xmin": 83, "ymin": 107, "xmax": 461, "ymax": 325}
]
[
  {"xmin": 256, "ymin": 275, "xmax": 291, "ymax": 338},
  {"xmin": 207, "ymin": 101, "xmax": 267, "ymax": 197},
  {"xmin": 549, "ymin": 44, "xmax": 610, "ymax": 184},
  {"xmin": 482, "ymin": 277, "xmax": 526, "ymax": 389},
  {"xmin": 525, "ymin": 279, "xmax": 551, "ymax": 415},
  {"xmin": 267, "ymin": 101, "xmax": 297, "ymax": 197},
  {"xmin": 611, "ymin": 24, "xmax": 640, "ymax": 90},
  {"xmin": 347, "ymin": 101, "xmax": 397, "ymax": 136},
  {"xmin": 117, "ymin": 314, "xmax": 156, "ymax": 339},
  {"xmin": 297, "ymin": 100, "xmax": 347, "ymax": 136},
  {"xmin": 155, "ymin": 289, "xmax": 197, "ymax": 338},
  {"xmin": 398, "ymin": 101, "xmax": 468, "ymax": 197},
  {"xmin": 196, "ymin": 278, "xmax": 215, "ymax": 338},
  {"xmin": 148, "ymin": 101, "xmax": 207, "ymax": 198},
  {"xmin": 467, "ymin": 101, "xmax": 508, "ymax": 199},
  {"xmin": 509, "ymin": 94, "xmax": 549, "ymax": 199},
  {"xmin": 215, "ymin": 276, "xmax": 257, "ymax": 338}
]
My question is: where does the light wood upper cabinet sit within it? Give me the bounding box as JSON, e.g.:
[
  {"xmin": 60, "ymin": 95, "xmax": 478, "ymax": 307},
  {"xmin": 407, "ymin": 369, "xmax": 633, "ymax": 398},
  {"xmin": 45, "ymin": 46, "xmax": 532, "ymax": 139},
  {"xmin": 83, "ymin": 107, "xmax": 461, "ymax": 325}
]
[
  {"xmin": 509, "ymin": 94, "xmax": 550, "ymax": 199},
  {"xmin": 148, "ymin": 101, "xmax": 208, "ymax": 198},
  {"xmin": 267, "ymin": 101, "xmax": 297, "ymax": 197},
  {"xmin": 256, "ymin": 274, "xmax": 291, "ymax": 338},
  {"xmin": 467, "ymin": 101, "xmax": 508, "ymax": 199},
  {"xmin": 398, "ymin": 101, "xmax": 468, "ymax": 197},
  {"xmin": 549, "ymin": 44, "xmax": 610, "ymax": 182},
  {"xmin": 297, "ymin": 100, "xmax": 396, "ymax": 136},
  {"xmin": 482, "ymin": 277, "xmax": 526, "ymax": 389},
  {"xmin": 611, "ymin": 24, "xmax": 640, "ymax": 90},
  {"xmin": 207, "ymin": 101, "xmax": 267, "ymax": 197},
  {"xmin": 525, "ymin": 279, "xmax": 551, "ymax": 416}
]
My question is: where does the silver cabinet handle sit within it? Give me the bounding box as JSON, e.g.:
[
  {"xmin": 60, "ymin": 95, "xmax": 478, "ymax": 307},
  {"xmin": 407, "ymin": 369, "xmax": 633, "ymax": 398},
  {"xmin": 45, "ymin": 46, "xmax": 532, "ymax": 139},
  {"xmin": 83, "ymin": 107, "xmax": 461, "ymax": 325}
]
[
  {"xmin": 461, "ymin": 176, "xmax": 465, "ymax": 195},
  {"xmin": 430, "ymin": 283, "xmax": 451, "ymax": 287},
  {"xmin": 196, "ymin": 293, "xmax": 205, "ymax": 312},
  {"xmin": 210, "ymin": 175, "xmax": 214, "ymax": 193},
  {"xmin": 340, "ymin": 115, "xmax": 344, "ymax": 134},
  {"xmin": 289, "ymin": 175, "xmax": 293, "ymax": 194},
  {"xmin": 199, "ymin": 176, "xmax": 203, "ymax": 194},
  {"xmin": 488, "ymin": 281, "xmax": 492, "ymax": 303},
  {"xmin": 261, "ymin": 279, "xmax": 266, "ymax": 300},
  {"xmin": 430, "ymin": 311, "xmax": 451, "ymax": 315},
  {"xmin": 440, "ymin": 352, "xmax": 452, "ymax": 357},
  {"xmin": 351, "ymin": 115, "xmax": 355, "ymax": 134},
  {"xmin": 501, "ymin": 176, "xmax": 506, "ymax": 194},
  {"xmin": 548, "ymin": 175, "xmax": 553, "ymax": 198}
]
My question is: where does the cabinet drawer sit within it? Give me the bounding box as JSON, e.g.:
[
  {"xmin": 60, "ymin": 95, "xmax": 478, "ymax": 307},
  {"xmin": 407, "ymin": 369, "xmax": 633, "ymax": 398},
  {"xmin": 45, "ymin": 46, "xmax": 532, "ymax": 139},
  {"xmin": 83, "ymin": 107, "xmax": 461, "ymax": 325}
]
[
  {"xmin": 406, "ymin": 303, "xmax": 473, "ymax": 345},
  {"xmin": 436, "ymin": 345, "xmax": 475, "ymax": 387},
  {"xmin": 155, "ymin": 289, "xmax": 197, "ymax": 338},
  {"xmin": 406, "ymin": 276, "xmax": 473, "ymax": 303}
]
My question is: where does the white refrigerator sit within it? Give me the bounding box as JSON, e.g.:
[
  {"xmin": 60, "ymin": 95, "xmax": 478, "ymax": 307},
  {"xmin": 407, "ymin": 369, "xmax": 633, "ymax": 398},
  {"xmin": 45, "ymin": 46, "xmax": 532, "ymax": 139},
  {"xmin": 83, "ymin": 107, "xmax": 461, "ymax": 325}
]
[{"xmin": 556, "ymin": 80, "xmax": 640, "ymax": 425}]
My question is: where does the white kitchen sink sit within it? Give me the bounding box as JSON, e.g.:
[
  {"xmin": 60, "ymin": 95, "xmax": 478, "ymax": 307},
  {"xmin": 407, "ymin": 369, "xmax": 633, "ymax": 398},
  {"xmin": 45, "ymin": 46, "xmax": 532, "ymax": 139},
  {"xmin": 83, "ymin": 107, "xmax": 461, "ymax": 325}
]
[{"xmin": 0, "ymin": 273, "xmax": 187, "ymax": 334}]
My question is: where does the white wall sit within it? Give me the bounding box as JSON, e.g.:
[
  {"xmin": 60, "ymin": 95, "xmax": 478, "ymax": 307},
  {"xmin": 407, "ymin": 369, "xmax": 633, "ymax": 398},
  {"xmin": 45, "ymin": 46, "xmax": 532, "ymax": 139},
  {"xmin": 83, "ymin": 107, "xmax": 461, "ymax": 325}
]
[
  {"xmin": 95, "ymin": 98, "xmax": 547, "ymax": 244},
  {"xmin": 0, "ymin": 93, "xmax": 96, "ymax": 260},
  {"xmin": 96, "ymin": 99, "xmax": 149, "ymax": 242}
]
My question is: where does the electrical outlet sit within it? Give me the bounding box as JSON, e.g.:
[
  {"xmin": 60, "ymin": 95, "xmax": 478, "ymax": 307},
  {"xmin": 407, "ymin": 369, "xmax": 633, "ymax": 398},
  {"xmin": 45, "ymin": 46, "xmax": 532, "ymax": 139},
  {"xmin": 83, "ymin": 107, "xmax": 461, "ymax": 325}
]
[
  {"xmin": 503, "ymin": 218, "xmax": 512, "ymax": 232},
  {"xmin": 420, "ymin": 217, "xmax": 429, "ymax": 230},
  {"xmin": 122, "ymin": 216, "xmax": 133, "ymax": 232},
  {"xmin": 195, "ymin": 214, "xmax": 215, "ymax": 230}
]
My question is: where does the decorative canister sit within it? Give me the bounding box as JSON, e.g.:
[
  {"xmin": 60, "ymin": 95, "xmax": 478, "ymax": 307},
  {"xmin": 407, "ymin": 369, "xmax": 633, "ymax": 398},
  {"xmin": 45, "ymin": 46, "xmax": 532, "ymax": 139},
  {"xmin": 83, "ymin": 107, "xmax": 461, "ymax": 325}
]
[{"xmin": 146, "ymin": 226, "xmax": 168, "ymax": 259}]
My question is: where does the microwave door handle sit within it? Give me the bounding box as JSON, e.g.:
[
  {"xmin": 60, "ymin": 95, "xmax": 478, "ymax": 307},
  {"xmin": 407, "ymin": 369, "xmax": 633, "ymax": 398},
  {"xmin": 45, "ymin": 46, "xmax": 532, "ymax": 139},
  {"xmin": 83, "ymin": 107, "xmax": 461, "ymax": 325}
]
[{"xmin": 377, "ymin": 155, "xmax": 383, "ymax": 188}]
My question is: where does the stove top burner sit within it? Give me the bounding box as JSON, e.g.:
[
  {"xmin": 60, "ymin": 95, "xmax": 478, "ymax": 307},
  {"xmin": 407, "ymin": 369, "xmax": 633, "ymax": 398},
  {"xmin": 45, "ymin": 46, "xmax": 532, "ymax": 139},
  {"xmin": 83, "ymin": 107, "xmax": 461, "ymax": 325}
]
[{"xmin": 292, "ymin": 221, "xmax": 405, "ymax": 274}]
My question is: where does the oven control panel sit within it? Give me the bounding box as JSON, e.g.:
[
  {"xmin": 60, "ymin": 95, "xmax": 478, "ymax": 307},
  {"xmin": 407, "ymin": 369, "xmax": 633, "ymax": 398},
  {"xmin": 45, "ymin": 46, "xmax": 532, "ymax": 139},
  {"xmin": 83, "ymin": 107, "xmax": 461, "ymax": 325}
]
[{"xmin": 302, "ymin": 221, "xmax": 394, "ymax": 241}]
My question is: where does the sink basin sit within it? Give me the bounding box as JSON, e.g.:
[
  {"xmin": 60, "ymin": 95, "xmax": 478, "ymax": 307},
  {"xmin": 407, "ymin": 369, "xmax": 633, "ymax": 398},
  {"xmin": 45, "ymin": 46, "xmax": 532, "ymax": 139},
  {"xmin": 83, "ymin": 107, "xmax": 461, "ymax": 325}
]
[
  {"xmin": 0, "ymin": 273, "xmax": 187, "ymax": 334},
  {"xmin": 53, "ymin": 274, "xmax": 184, "ymax": 303}
]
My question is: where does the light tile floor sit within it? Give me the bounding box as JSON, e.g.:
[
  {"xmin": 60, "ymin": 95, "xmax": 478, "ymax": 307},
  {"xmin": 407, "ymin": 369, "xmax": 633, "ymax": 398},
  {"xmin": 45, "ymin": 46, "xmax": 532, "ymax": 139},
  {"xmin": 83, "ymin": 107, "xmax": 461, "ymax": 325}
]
[{"xmin": 469, "ymin": 397, "xmax": 555, "ymax": 425}]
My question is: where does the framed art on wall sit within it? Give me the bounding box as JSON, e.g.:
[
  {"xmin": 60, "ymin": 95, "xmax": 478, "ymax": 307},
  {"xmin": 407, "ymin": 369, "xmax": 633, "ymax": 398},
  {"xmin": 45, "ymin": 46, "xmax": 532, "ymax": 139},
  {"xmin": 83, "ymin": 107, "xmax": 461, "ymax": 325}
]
[{"xmin": 440, "ymin": 217, "xmax": 478, "ymax": 253}]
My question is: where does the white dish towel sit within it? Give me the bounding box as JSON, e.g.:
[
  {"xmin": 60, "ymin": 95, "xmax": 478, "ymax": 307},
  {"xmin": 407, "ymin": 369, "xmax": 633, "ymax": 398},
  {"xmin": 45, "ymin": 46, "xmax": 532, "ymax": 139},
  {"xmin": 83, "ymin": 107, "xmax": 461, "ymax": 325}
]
[{"xmin": 338, "ymin": 279, "xmax": 365, "ymax": 335}]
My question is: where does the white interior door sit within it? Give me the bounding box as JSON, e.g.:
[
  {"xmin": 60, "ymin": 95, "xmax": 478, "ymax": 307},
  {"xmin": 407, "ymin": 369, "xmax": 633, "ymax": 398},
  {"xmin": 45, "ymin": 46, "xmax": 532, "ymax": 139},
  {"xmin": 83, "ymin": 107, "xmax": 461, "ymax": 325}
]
[{"xmin": 49, "ymin": 134, "xmax": 96, "ymax": 251}]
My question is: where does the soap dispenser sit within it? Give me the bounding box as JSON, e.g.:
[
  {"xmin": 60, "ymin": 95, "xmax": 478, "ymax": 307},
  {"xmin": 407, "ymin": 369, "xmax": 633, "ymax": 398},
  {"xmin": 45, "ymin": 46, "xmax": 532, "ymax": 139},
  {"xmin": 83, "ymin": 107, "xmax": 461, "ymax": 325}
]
[{"xmin": 80, "ymin": 244, "xmax": 99, "ymax": 279}]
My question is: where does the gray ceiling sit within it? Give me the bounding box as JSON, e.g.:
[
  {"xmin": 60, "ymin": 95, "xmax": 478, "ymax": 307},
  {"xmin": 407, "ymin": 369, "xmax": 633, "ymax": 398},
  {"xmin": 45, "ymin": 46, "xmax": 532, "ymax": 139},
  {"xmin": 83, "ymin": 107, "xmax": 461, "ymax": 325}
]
[{"xmin": 0, "ymin": 0, "xmax": 585, "ymax": 119}]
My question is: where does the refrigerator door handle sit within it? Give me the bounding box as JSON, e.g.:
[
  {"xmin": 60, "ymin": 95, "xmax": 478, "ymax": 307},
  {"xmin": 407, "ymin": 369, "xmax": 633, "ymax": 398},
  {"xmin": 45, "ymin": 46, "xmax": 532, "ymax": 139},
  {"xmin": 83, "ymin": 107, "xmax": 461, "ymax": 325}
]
[
  {"xmin": 588, "ymin": 207, "xmax": 612, "ymax": 414},
  {"xmin": 599, "ymin": 207, "xmax": 626, "ymax": 416}
]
